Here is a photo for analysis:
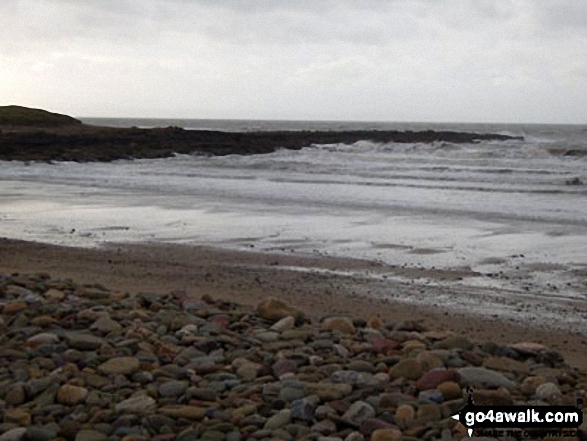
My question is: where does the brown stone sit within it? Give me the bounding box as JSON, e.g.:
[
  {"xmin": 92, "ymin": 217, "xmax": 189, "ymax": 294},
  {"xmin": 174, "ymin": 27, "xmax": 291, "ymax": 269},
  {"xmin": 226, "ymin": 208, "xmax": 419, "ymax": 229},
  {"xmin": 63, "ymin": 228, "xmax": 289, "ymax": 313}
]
[
  {"xmin": 435, "ymin": 335, "xmax": 472, "ymax": 350},
  {"xmin": 520, "ymin": 375, "xmax": 547, "ymax": 395},
  {"xmin": 460, "ymin": 350, "xmax": 484, "ymax": 366},
  {"xmin": 472, "ymin": 388, "xmax": 513, "ymax": 406},
  {"xmin": 416, "ymin": 368, "xmax": 459, "ymax": 390},
  {"xmin": 256, "ymin": 297, "xmax": 304, "ymax": 322},
  {"xmin": 98, "ymin": 357, "xmax": 140, "ymax": 375},
  {"xmin": 372, "ymin": 338, "xmax": 400, "ymax": 354},
  {"xmin": 5, "ymin": 384, "xmax": 26, "ymax": 406},
  {"xmin": 44, "ymin": 288, "xmax": 66, "ymax": 302},
  {"xmin": 4, "ymin": 408, "xmax": 31, "ymax": 425},
  {"xmin": 30, "ymin": 315, "xmax": 57, "ymax": 327},
  {"xmin": 484, "ymin": 356, "xmax": 530, "ymax": 375},
  {"xmin": 371, "ymin": 428, "xmax": 402, "ymax": 441},
  {"xmin": 367, "ymin": 316, "xmax": 384, "ymax": 330},
  {"xmin": 402, "ymin": 340, "xmax": 426, "ymax": 353},
  {"xmin": 159, "ymin": 405, "xmax": 207, "ymax": 420},
  {"xmin": 91, "ymin": 316, "xmax": 123, "ymax": 333},
  {"xmin": 436, "ymin": 381, "xmax": 462, "ymax": 400},
  {"xmin": 389, "ymin": 359, "xmax": 423, "ymax": 381},
  {"xmin": 75, "ymin": 430, "xmax": 108, "ymax": 441},
  {"xmin": 378, "ymin": 392, "xmax": 417, "ymax": 409},
  {"xmin": 322, "ymin": 317, "xmax": 356, "ymax": 334},
  {"xmin": 270, "ymin": 316, "xmax": 296, "ymax": 332},
  {"xmin": 57, "ymin": 384, "xmax": 89, "ymax": 405},
  {"xmin": 415, "ymin": 351, "xmax": 445, "ymax": 371},
  {"xmin": 394, "ymin": 404, "xmax": 415, "ymax": 428},
  {"xmin": 509, "ymin": 342, "xmax": 548, "ymax": 355},
  {"xmin": 3, "ymin": 301, "xmax": 27, "ymax": 315},
  {"xmin": 304, "ymin": 382, "xmax": 352, "ymax": 400},
  {"xmin": 416, "ymin": 403, "xmax": 442, "ymax": 423}
]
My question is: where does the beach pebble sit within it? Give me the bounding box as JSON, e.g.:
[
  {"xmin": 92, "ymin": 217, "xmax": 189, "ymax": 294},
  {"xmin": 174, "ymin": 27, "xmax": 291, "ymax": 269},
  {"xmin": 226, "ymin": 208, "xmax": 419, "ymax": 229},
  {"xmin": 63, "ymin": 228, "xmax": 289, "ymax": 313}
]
[
  {"xmin": 358, "ymin": 418, "xmax": 396, "ymax": 435},
  {"xmin": 291, "ymin": 397, "xmax": 318, "ymax": 422},
  {"xmin": 44, "ymin": 289, "xmax": 65, "ymax": 303},
  {"xmin": 416, "ymin": 403, "xmax": 442, "ymax": 423},
  {"xmin": 98, "ymin": 356, "xmax": 140, "ymax": 375},
  {"xmin": 311, "ymin": 419, "xmax": 337, "ymax": 435},
  {"xmin": 5, "ymin": 383, "xmax": 26, "ymax": 406},
  {"xmin": 23, "ymin": 426, "xmax": 58, "ymax": 441},
  {"xmin": 416, "ymin": 368, "xmax": 459, "ymax": 390},
  {"xmin": 370, "ymin": 428, "xmax": 402, "ymax": 441},
  {"xmin": 235, "ymin": 361, "xmax": 262, "ymax": 381},
  {"xmin": 74, "ymin": 430, "xmax": 108, "ymax": 441},
  {"xmin": 389, "ymin": 359, "xmax": 423, "ymax": 380},
  {"xmin": 536, "ymin": 382, "xmax": 561, "ymax": 402},
  {"xmin": 509, "ymin": 342, "xmax": 548, "ymax": 355},
  {"xmin": 394, "ymin": 404, "xmax": 415, "ymax": 427},
  {"xmin": 272, "ymin": 359, "xmax": 298, "ymax": 377},
  {"xmin": 435, "ymin": 335, "xmax": 472, "ymax": 350},
  {"xmin": 270, "ymin": 315, "xmax": 296, "ymax": 331},
  {"xmin": 91, "ymin": 316, "xmax": 123, "ymax": 333},
  {"xmin": 0, "ymin": 429, "xmax": 27, "ymax": 441},
  {"xmin": 3, "ymin": 302, "xmax": 28, "ymax": 315},
  {"xmin": 304, "ymin": 382, "xmax": 352, "ymax": 400},
  {"xmin": 457, "ymin": 367, "xmax": 516, "ymax": 389},
  {"xmin": 484, "ymin": 356, "xmax": 530, "ymax": 374},
  {"xmin": 256, "ymin": 297, "xmax": 304, "ymax": 322},
  {"xmin": 26, "ymin": 333, "xmax": 59, "ymax": 346},
  {"xmin": 322, "ymin": 317, "xmax": 356, "ymax": 334},
  {"xmin": 341, "ymin": 401, "xmax": 376, "ymax": 426},
  {"xmin": 372, "ymin": 338, "xmax": 400, "ymax": 354},
  {"xmin": 366, "ymin": 315, "xmax": 384, "ymax": 330},
  {"xmin": 264, "ymin": 409, "xmax": 292, "ymax": 430},
  {"xmin": 115, "ymin": 395, "xmax": 157, "ymax": 413},
  {"xmin": 0, "ymin": 272, "xmax": 583, "ymax": 441},
  {"xmin": 4, "ymin": 408, "xmax": 31, "ymax": 426},
  {"xmin": 57, "ymin": 384, "xmax": 89, "ymax": 405},
  {"xmin": 520, "ymin": 375, "xmax": 546, "ymax": 395},
  {"xmin": 158, "ymin": 380, "xmax": 188, "ymax": 398},
  {"xmin": 418, "ymin": 389, "xmax": 444, "ymax": 404},
  {"xmin": 65, "ymin": 333, "xmax": 104, "ymax": 350},
  {"xmin": 415, "ymin": 351, "xmax": 445, "ymax": 371},
  {"xmin": 472, "ymin": 388, "xmax": 513, "ymax": 406},
  {"xmin": 159, "ymin": 405, "xmax": 207, "ymax": 420},
  {"xmin": 344, "ymin": 432, "xmax": 365, "ymax": 441},
  {"xmin": 436, "ymin": 381, "xmax": 462, "ymax": 400}
]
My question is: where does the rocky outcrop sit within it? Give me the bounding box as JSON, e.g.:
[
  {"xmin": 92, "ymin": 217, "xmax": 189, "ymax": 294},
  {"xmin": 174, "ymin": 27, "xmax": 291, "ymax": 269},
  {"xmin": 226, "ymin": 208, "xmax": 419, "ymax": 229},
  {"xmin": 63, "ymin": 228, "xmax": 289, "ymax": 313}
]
[{"xmin": 0, "ymin": 122, "xmax": 523, "ymax": 162}]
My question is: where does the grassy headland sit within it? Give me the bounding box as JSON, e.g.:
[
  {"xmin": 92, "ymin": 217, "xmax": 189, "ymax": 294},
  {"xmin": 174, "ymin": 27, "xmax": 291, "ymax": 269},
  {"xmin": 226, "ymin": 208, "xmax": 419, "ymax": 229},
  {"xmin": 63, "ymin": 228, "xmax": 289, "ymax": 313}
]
[{"xmin": 0, "ymin": 105, "xmax": 82, "ymax": 127}]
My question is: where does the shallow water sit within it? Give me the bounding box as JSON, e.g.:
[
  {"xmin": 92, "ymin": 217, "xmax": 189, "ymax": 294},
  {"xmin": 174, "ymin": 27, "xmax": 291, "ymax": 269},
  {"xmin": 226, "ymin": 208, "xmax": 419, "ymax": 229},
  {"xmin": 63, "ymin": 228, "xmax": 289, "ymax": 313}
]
[{"xmin": 1, "ymin": 120, "xmax": 586, "ymax": 306}]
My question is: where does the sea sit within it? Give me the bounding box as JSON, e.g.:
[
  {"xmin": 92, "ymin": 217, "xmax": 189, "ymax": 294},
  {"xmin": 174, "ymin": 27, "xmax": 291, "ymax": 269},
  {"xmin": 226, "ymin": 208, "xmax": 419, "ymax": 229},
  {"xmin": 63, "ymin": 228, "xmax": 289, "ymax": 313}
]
[{"xmin": 1, "ymin": 118, "xmax": 586, "ymax": 328}]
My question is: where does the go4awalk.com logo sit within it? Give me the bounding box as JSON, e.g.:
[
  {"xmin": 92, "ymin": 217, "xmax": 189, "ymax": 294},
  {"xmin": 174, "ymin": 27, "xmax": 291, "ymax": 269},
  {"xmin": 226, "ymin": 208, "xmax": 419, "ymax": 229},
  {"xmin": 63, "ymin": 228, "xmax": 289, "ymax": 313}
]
[{"xmin": 452, "ymin": 391, "xmax": 583, "ymax": 438}]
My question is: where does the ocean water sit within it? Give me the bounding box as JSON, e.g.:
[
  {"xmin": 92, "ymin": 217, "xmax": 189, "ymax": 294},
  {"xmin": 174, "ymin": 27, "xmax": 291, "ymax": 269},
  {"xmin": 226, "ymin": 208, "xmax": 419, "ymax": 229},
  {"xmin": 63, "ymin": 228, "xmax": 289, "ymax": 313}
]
[{"xmin": 1, "ymin": 119, "xmax": 586, "ymax": 326}]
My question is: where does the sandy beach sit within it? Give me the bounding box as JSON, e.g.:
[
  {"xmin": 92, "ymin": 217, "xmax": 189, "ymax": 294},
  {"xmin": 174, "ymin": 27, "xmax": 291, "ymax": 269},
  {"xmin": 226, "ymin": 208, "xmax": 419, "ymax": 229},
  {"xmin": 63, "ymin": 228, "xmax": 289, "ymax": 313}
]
[
  {"xmin": 2, "ymin": 238, "xmax": 586, "ymax": 371},
  {"xmin": 4, "ymin": 1, "xmax": 587, "ymax": 436}
]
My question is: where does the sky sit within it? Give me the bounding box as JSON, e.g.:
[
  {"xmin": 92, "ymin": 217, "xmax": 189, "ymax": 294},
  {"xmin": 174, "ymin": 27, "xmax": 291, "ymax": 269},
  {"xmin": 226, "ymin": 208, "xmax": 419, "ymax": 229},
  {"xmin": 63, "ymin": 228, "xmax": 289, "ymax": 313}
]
[{"xmin": 1, "ymin": 0, "xmax": 586, "ymax": 124}]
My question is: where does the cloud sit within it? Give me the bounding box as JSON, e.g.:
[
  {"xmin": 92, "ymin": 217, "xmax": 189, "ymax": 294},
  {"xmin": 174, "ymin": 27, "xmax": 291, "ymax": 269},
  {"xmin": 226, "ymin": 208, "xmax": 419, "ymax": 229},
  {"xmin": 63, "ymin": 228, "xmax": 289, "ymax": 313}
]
[{"xmin": 1, "ymin": 0, "xmax": 586, "ymax": 123}]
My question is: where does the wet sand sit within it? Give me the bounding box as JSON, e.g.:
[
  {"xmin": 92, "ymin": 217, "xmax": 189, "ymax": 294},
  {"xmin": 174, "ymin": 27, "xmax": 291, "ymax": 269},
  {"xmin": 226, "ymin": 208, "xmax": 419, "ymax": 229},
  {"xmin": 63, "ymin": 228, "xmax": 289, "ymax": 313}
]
[{"xmin": 1, "ymin": 237, "xmax": 586, "ymax": 370}]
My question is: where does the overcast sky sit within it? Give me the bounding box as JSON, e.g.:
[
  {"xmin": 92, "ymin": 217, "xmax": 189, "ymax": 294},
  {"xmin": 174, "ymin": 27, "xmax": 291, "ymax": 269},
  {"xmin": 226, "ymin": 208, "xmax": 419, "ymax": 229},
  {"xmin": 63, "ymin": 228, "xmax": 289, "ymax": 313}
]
[{"xmin": 1, "ymin": 0, "xmax": 586, "ymax": 123}]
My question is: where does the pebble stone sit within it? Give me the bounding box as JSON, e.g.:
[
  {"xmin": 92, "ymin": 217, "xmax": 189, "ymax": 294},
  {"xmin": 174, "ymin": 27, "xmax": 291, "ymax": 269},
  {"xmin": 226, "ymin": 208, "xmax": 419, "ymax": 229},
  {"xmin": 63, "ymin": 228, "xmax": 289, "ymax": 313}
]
[{"xmin": 0, "ymin": 272, "xmax": 583, "ymax": 441}]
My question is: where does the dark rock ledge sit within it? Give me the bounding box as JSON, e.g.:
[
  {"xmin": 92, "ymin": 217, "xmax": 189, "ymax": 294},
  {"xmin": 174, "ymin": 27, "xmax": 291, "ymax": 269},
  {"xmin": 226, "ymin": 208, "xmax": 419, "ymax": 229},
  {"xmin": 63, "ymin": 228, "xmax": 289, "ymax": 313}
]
[{"xmin": 0, "ymin": 125, "xmax": 522, "ymax": 163}]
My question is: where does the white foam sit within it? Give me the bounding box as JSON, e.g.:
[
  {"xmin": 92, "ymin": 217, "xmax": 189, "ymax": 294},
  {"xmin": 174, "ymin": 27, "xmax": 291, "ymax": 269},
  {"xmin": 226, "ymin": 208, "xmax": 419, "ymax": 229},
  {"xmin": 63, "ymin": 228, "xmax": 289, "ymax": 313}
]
[{"xmin": 1, "ymin": 126, "xmax": 587, "ymax": 325}]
